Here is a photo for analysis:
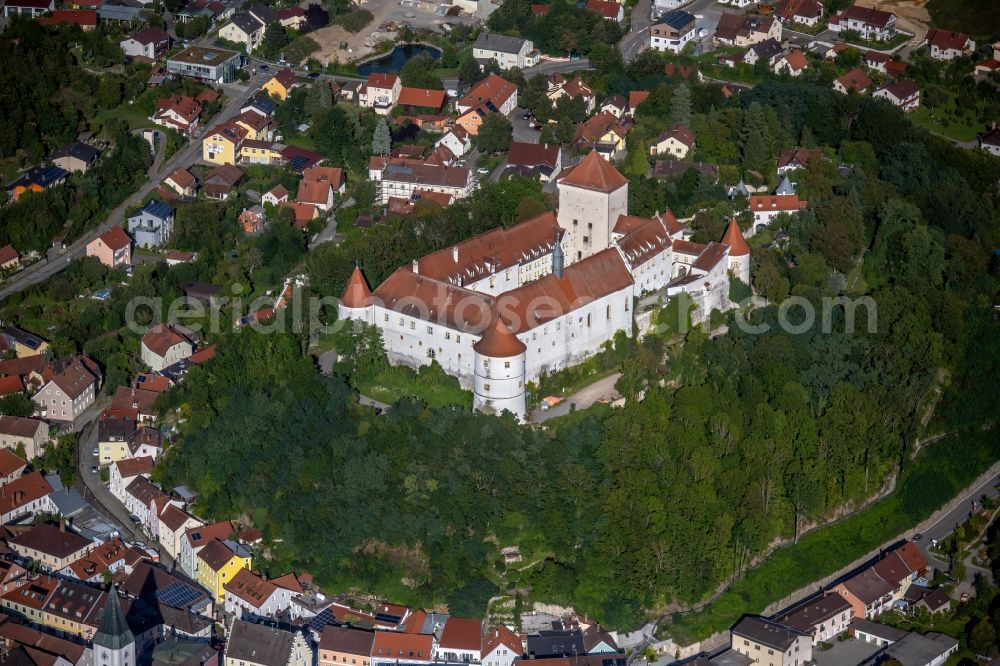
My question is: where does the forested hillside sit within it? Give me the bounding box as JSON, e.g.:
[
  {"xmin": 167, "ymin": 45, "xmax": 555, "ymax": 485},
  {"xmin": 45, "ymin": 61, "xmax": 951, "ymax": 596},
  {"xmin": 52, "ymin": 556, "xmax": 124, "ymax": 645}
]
[{"xmin": 158, "ymin": 78, "xmax": 1000, "ymax": 630}]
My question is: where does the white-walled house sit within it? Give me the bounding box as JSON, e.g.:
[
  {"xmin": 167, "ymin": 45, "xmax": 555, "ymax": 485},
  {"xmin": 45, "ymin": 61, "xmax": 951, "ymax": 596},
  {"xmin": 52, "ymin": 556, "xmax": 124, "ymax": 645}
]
[
  {"xmin": 224, "ymin": 569, "xmax": 302, "ymax": 620},
  {"xmin": 472, "ymin": 32, "xmax": 540, "ymax": 69}
]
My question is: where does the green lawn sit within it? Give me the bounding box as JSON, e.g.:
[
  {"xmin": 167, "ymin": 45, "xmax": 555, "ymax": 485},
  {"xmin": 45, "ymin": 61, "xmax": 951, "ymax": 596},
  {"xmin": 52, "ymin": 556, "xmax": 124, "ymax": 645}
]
[
  {"xmin": 842, "ymin": 31, "xmax": 912, "ymax": 51},
  {"xmin": 663, "ymin": 427, "xmax": 1000, "ymax": 644},
  {"xmin": 927, "ymin": 0, "xmax": 1000, "ymax": 37},
  {"xmin": 909, "ymin": 105, "xmax": 981, "ymax": 143}
]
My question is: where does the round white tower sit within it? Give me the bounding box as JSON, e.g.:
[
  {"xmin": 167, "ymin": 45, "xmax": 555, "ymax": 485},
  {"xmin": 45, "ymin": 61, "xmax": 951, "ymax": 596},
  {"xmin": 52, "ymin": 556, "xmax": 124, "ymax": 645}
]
[
  {"xmin": 337, "ymin": 265, "xmax": 375, "ymax": 324},
  {"xmin": 721, "ymin": 218, "xmax": 751, "ymax": 286},
  {"xmin": 473, "ymin": 314, "xmax": 527, "ymax": 421}
]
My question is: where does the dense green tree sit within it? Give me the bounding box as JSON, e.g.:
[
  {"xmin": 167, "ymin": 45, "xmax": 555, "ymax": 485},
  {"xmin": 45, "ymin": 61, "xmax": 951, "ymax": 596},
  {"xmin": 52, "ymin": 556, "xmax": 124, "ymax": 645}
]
[
  {"xmin": 477, "ymin": 113, "xmax": 513, "ymax": 153},
  {"xmin": 371, "ymin": 119, "xmax": 391, "ymax": 156},
  {"xmin": 668, "ymin": 83, "xmax": 692, "ymax": 126}
]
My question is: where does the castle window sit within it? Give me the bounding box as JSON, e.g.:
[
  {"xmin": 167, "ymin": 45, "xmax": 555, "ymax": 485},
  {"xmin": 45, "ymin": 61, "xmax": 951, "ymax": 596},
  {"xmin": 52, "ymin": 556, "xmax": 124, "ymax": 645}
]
[
  {"xmin": 573, "ymin": 219, "xmax": 578, "ymax": 225},
  {"xmin": 457, "ymin": 335, "xmax": 461, "ymax": 343},
  {"xmin": 410, "ymin": 321, "xmax": 415, "ymax": 329},
  {"xmin": 587, "ymin": 313, "xmax": 591, "ymax": 327},
  {"xmin": 483, "ymin": 359, "xmax": 489, "ymax": 369},
  {"xmin": 445, "ymin": 332, "xmax": 451, "ymax": 340},
  {"xmin": 484, "ymin": 384, "xmax": 490, "ymax": 391},
  {"xmin": 427, "ymin": 326, "xmax": 433, "ymax": 334},
  {"xmin": 384, "ymin": 314, "xmax": 389, "ymax": 322},
  {"xmin": 607, "ymin": 305, "xmax": 611, "ymax": 320},
  {"xmin": 504, "ymin": 361, "xmax": 510, "ymax": 368}
]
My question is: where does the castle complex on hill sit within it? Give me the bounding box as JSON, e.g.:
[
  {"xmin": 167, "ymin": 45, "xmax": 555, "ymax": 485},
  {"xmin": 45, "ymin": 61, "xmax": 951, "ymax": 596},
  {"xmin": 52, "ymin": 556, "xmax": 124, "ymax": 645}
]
[{"xmin": 339, "ymin": 152, "xmax": 751, "ymax": 421}]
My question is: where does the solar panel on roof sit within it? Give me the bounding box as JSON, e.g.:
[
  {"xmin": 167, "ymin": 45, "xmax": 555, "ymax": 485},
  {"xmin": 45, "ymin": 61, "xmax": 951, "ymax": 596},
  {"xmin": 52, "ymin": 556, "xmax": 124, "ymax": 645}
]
[
  {"xmin": 308, "ymin": 607, "xmax": 337, "ymax": 633},
  {"xmin": 374, "ymin": 611, "xmax": 401, "ymax": 623},
  {"xmin": 155, "ymin": 581, "xmax": 203, "ymax": 608}
]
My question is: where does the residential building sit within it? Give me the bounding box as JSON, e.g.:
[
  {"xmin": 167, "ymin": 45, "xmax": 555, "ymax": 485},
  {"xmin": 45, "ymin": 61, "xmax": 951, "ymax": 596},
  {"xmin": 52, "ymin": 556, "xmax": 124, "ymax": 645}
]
[
  {"xmin": 158, "ymin": 505, "xmax": 202, "ymax": 561},
  {"xmin": 828, "ymin": 5, "xmax": 897, "ymax": 40},
  {"xmin": 203, "ymin": 121, "xmax": 249, "ymax": 165},
  {"xmin": 263, "ymin": 68, "xmax": 299, "ymax": 100},
  {"xmin": 586, "ymin": 0, "xmax": 624, "ymax": 21},
  {"xmin": 372, "ymin": 631, "xmax": 434, "ymax": 665},
  {"xmin": 120, "ymin": 26, "xmax": 170, "ymax": 59},
  {"xmin": 0, "ymin": 245, "xmax": 19, "ymax": 271},
  {"xmin": 153, "ymin": 95, "xmax": 203, "ymax": 136},
  {"xmin": 744, "ymin": 38, "xmax": 784, "ymax": 67},
  {"xmin": 748, "ymin": 194, "xmax": 809, "ymax": 233},
  {"xmin": 547, "ymin": 74, "xmax": 596, "ymax": 114},
  {"xmin": 373, "ymin": 159, "xmax": 475, "ymax": 205},
  {"xmin": 127, "ymin": 200, "xmax": 176, "ymax": 248},
  {"xmin": 730, "ymin": 616, "xmax": 812, "ymax": 666},
  {"xmin": 774, "ymin": 0, "xmax": 823, "ymax": 26},
  {"xmin": 111, "ymin": 386, "xmax": 159, "ymax": 423},
  {"xmin": 1, "ymin": 470, "xmax": 56, "ymax": 523},
  {"xmin": 166, "ymin": 46, "xmax": 243, "ymax": 84},
  {"xmin": 504, "ymin": 142, "xmax": 562, "ymax": 181},
  {"xmin": 7, "ymin": 165, "xmax": 68, "ymax": 202},
  {"xmin": 178, "ymin": 520, "xmax": 235, "ymax": 580},
  {"xmin": 649, "ymin": 124, "xmax": 695, "ymax": 158},
  {"xmin": 86, "ymin": 227, "xmax": 132, "ymax": 268},
  {"xmin": 979, "ymin": 126, "xmax": 1000, "ymax": 156},
  {"xmin": 50, "ymin": 142, "xmax": 101, "ymax": 174},
  {"xmin": 482, "ymin": 625, "xmax": 523, "ymax": 666},
  {"xmin": 774, "ymin": 50, "xmax": 809, "ymax": 76},
  {"xmin": 32, "ymin": 356, "xmax": 100, "ymax": 423},
  {"xmin": 36, "ymin": 8, "xmax": 97, "ymax": 28},
  {"xmin": 2, "ymin": 0, "xmax": 54, "ymax": 17},
  {"xmin": 833, "ymin": 67, "xmax": 872, "ymax": 94},
  {"xmin": 128, "ymin": 426, "xmax": 163, "ymax": 459},
  {"xmin": 925, "ymin": 28, "xmax": 974, "ymax": 59},
  {"xmin": 124, "ymin": 476, "xmax": 171, "ymax": 534},
  {"xmin": 164, "ymin": 167, "xmax": 198, "ymax": 198},
  {"xmin": 873, "ymin": 80, "xmax": 920, "ymax": 112},
  {"xmin": 2, "ymin": 326, "xmax": 49, "ymax": 358},
  {"xmin": 241, "ymin": 206, "xmax": 266, "ymax": 234},
  {"xmin": 225, "ymin": 618, "xmax": 311, "ymax": 666},
  {"xmin": 319, "ymin": 625, "xmax": 376, "ymax": 666},
  {"xmin": 397, "ymin": 87, "xmax": 448, "ymax": 112},
  {"xmin": 0, "ymin": 416, "xmax": 49, "ymax": 460},
  {"xmin": 197, "ymin": 539, "xmax": 251, "ymax": 603},
  {"xmin": 834, "ymin": 568, "xmax": 895, "ymax": 619},
  {"xmin": 1, "ymin": 575, "xmax": 59, "ymax": 625},
  {"xmin": 437, "ymin": 617, "xmax": 484, "ymax": 663},
  {"xmin": 298, "ymin": 166, "xmax": 345, "ymax": 211},
  {"xmin": 9, "ymin": 523, "xmax": 93, "ymax": 572},
  {"xmin": 98, "ymin": 412, "xmax": 137, "ymax": 464},
  {"xmin": 776, "ymin": 147, "xmax": 822, "ymax": 176},
  {"xmin": 224, "ymin": 569, "xmax": 301, "ymax": 620},
  {"xmin": 109, "ymin": 456, "xmax": 155, "ymax": 506},
  {"xmin": 777, "ymin": 594, "xmax": 852, "ymax": 644},
  {"xmin": 62, "ymin": 537, "xmax": 146, "ymax": 583},
  {"xmin": 359, "ymin": 73, "xmax": 402, "ymax": 114},
  {"xmin": 40, "ymin": 580, "xmax": 106, "ymax": 640},
  {"xmin": 139, "ymin": 325, "xmax": 194, "ymax": 371},
  {"xmin": 276, "ymin": 5, "xmax": 306, "ymax": 28},
  {"xmin": 864, "ymin": 49, "xmax": 892, "ymax": 72},
  {"xmin": 220, "ymin": 11, "xmax": 266, "ymax": 50},
  {"xmin": 0, "ymin": 448, "xmax": 27, "ymax": 484},
  {"xmin": 204, "ymin": 164, "xmax": 245, "ymax": 199},
  {"xmin": 235, "ymin": 109, "xmax": 274, "ymax": 141},
  {"xmin": 572, "ymin": 112, "xmax": 631, "ymax": 161},
  {"xmin": 714, "ymin": 13, "xmax": 781, "ymax": 46},
  {"xmin": 472, "ymin": 32, "xmax": 540, "ymax": 69},
  {"xmin": 601, "ymin": 95, "xmax": 627, "ymax": 117},
  {"xmin": 263, "ymin": 184, "xmax": 290, "ymax": 206},
  {"xmin": 650, "ymin": 10, "xmax": 697, "ymax": 52},
  {"xmin": 436, "ymin": 126, "xmax": 475, "ymax": 160},
  {"xmin": 455, "ymin": 75, "xmax": 519, "ymax": 135}
]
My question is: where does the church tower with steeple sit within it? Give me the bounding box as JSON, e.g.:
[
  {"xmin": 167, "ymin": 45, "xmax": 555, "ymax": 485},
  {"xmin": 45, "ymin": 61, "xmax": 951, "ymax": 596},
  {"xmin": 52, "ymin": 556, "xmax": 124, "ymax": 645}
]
[{"xmin": 93, "ymin": 585, "xmax": 135, "ymax": 666}]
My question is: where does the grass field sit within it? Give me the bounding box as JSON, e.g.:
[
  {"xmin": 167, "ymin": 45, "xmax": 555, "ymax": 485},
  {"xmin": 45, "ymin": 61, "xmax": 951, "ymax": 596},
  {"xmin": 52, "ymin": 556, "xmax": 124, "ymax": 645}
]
[
  {"xmin": 663, "ymin": 427, "xmax": 1000, "ymax": 644},
  {"xmin": 927, "ymin": 0, "xmax": 1000, "ymax": 36},
  {"xmin": 910, "ymin": 106, "xmax": 980, "ymax": 142},
  {"xmin": 354, "ymin": 364, "xmax": 473, "ymax": 409}
]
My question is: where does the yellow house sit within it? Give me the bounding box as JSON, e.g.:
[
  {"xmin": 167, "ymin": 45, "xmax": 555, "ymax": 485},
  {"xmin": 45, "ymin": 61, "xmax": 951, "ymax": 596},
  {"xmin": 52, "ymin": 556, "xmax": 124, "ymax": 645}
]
[
  {"xmin": 202, "ymin": 122, "xmax": 248, "ymax": 165},
  {"xmin": 41, "ymin": 580, "xmax": 106, "ymax": 641},
  {"xmin": 1, "ymin": 575, "xmax": 59, "ymax": 625},
  {"xmin": 3, "ymin": 326, "xmax": 50, "ymax": 358},
  {"xmin": 261, "ymin": 68, "xmax": 298, "ymax": 101},
  {"xmin": 234, "ymin": 110, "xmax": 273, "ymax": 141},
  {"xmin": 197, "ymin": 539, "xmax": 251, "ymax": 602},
  {"xmin": 240, "ymin": 140, "xmax": 283, "ymax": 165}
]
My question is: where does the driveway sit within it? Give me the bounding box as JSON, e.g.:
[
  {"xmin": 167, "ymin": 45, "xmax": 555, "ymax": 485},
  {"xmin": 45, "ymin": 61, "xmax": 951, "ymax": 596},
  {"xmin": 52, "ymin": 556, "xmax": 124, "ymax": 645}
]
[{"xmin": 530, "ymin": 372, "xmax": 622, "ymax": 423}]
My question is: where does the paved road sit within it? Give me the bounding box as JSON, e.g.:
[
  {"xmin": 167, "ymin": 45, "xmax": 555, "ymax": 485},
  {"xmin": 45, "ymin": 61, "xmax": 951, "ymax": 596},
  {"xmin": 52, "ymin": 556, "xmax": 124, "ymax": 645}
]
[
  {"xmin": 530, "ymin": 372, "xmax": 622, "ymax": 423},
  {"xmin": 620, "ymin": 0, "xmax": 652, "ymax": 60},
  {"xmin": 511, "ymin": 107, "xmax": 541, "ymax": 144},
  {"xmin": 914, "ymin": 468, "xmax": 1000, "ymax": 569},
  {"xmin": 0, "ymin": 72, "xmax": 266, "ymax": 302}
]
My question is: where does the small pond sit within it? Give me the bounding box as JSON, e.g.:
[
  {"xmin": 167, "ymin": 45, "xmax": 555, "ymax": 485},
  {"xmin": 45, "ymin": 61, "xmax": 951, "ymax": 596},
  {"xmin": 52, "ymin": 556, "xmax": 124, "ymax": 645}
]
[{"xmin": 357, "ymin": 44, "xmax": 442, "ymax": 75}]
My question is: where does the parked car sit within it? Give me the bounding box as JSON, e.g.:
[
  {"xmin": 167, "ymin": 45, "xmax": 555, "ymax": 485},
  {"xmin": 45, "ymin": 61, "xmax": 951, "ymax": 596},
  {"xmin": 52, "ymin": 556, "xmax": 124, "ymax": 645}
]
[{"xmin": 307, "ymin": 72, "xmax": 321, "ymax": 78}]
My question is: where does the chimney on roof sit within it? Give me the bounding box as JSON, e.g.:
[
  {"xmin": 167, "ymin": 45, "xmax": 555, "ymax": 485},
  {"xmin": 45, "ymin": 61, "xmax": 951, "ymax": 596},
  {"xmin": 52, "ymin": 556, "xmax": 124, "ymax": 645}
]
[
  {"xmin": 552, "ymin": 239, "xmax": 564, "ymax": 279},
  {"xmin": 60, "ymin": 516, "xmax": 65, "ymax": 532},
  {"xmin": 412, "ymin": 259, "xmax": 419, "ymax": 274}
]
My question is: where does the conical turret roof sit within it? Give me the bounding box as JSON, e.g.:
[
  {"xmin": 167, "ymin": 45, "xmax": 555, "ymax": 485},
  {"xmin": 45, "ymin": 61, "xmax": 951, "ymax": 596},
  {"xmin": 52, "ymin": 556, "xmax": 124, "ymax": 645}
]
[
  {"xmin": 93, "ymin": 585, "xmax": 134, "ymax": 651},
  {"xmin": 340, "ymin": 266, "xmax": 372, "ymax": 308},
  {"xmin": 721, "ymin": 218, "xmax": 750, "ymax": 257},
  {"xmin": 775, "ymin": 174, "xmax": 795, "ymax": 195},
  {"xmin": 473, "ymin": 313, "xmax": 526, "ymax": 358}
]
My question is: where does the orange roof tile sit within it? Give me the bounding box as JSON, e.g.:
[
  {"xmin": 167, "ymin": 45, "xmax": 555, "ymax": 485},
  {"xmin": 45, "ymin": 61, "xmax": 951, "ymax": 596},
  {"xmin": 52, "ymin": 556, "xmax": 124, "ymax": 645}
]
[
  {"xmin": 721, "ymin": 218, "xmax": 750, "ymax": 256},
  {"xmin": 341, "ymin": 266, "xmax": 373, "ymax": 308},
  {"xmin": 473, "ymin": 313, "xmax": 527, "ymax": 358},
  {"xmin": 557, "ymin": 151, "xmax": 627, "ymax": 193}
]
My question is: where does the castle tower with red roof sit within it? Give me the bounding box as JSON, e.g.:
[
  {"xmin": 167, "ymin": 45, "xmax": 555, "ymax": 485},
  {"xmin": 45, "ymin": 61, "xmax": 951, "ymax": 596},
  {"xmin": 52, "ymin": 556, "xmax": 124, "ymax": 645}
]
[
  {"xmin": 472, "ymin": 311, "xmax": 527, "ymax": 420},
  {"xmin": 556, "ymin": 151, "xmax": 629, "ymax": 265},
  {"xmin": 338, "ymin": 266, "xmax": 374, "ymax": 323},
  {"xmin": 721, "ymin": 218, "xmax": 751, "ymax": 285}
]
